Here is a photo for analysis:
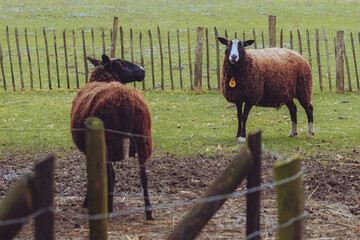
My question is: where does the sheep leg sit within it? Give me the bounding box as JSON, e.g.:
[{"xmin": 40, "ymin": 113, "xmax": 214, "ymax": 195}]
[
  {"xmin": 107, "ymin": 162, "xmax": 115, "ymax": 213},
  {"xmin": 138, "ymin": 159, "xmax": 154, "ymax": 220},
  {"xmin": 122, "ymin": 137, "xmax": 130, "ymax": 160},
  {"xmin": 235, "ymin": 102, "xmax": 243, "ymax": 140},
  {"xmin": 299, "ymin": 101, "xmax": 315, "ymax": 137},
  {"xmin": 286, "ymin": 100, "xmax": 298, "ymax": 137},
  {"xmin": 238, "ymin": 103, "xmax": 253, "ymax": 143}
]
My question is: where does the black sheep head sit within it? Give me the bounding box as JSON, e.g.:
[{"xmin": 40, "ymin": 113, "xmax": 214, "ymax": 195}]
[
  {"xmin": 218, "ymin": 37, "xmax": 254, "ymax": 64},
  {"xmin": 88, "ymin": 55, "xmax": 145, "ymax": 84}
]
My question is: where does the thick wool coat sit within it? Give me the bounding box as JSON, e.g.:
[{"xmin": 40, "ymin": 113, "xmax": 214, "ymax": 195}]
[{"xmin": 221, "ymin": 48, "xmax": 312, "ymax": 108}]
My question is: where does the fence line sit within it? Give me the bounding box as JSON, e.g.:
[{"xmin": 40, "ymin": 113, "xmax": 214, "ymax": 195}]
[
  {"xmin": 0, "ymin": 162, "xmax": 305, "ymax": 240},
  {"xmin": 1, "ymin": 23, "xmax": 360, "ymax": 92}
]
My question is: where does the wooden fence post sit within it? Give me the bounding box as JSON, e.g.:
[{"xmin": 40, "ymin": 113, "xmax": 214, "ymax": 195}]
[
  {"xmin": 24, "ymin": 29, "xmax": 34, "ymax": 90},
  {"xmin": 344, "ymin": 40, "xmax": 352, "ymax": 92},
  {"xmin": 0, "ymin": 174, "xmax": 35, "ymax": 240},
  {"xmin": 167, "ymin": 147, "xmax": 253, "ymax": 240},
  {"xmin": 0, "ymin": 41, "xmax": 6, "ymax": 90},
  {"xmin": 253, "ymin": 28, "xmax": 257, "ymax": 49},
  {"xmin": 290, "ymin": 30, "xmax": 293, "ymax": 50},
  {"xmin": 280, "ymin": 29, "xmax": 283, "ymax": 48},
  {"xmin": 34, "ymin": 156, "xmax": 55, "ymax": 240},
  {"xmin": 63, "ymin": 30, "xmax": 70, "ymax": 89},
  {"xmin": 206, "ymin": 28, "xmax": 210, "ymax": 90},
  {"xmin": 167, "ymin": 31, "xmax": 174, "ymax": 90},
  {"xmin": 315, "ymin": 28, "xmax": 323, "ymax": 92},
  {"xmin": 15, "ymin": 28, "xmax": 24, "ymax": 89},
  {"xmin": 119, "ymin": 26, "xmax": 124, "ymax": 59},
  {"xmin": 85, "ymin": 117, "xmax": 108, "ymax": 240},
  {"xmin": 158, "ymin": 26, "xmax": 164, "ymax": 90},
  {"xmin": 35, "ymin": 29, "xmax": 42, "ymax": 89},
  {"xmin": 82, "ymin": 29, "xmax": 89, "ymax": 84},
  {"xmin": 214, "ymin": 27, "xmax": 220, "ymax": 89},
  {"xmin": 148, "ymin": 30, "xmax": 155, "ymax": 89},
  {"xmin": 72, "ymin": 29, "xmax": 79, "ymax": 89},
  {"xmin": 246, "ymin": 130, "xmax": 262, "ymax": 240},
  {"xmin": 306, "ymin": 29, "xmax": 312, "ymax": 71},
  {"xmin": 6, "ymin": 26, "xmax": 16, "ymax": 91},
  {"xmin": 336, "ymin": 30, "xmax": 345, "ymax": 93},
  {"xmin": 322, "ymin": 25, "xmax": 332, "ymax": 92},
  {"xmin": 268, "ymin": 15, "xmax": 276, "ymax": 48},
  {"xmin": 194, "ymin": 27, "xmax": 204, "ymax": 91},
  {"xmin": 139, "ymin": 31, "xmax": 145, "ymax": 90},
  {"xmin": 110, "ymin": 17, "xmax": 118, "ymax": 58},
  {"xmin": 53, "ymin": 30, "xmax": 60, "ymax": 88},
  {"xmin": 274, "ymin": 157, "xmax": 304, "ymax": 240},
  {"xmin": 297, "ymin": 30, "xmax": 302, "ymax": 55},
  {"xmin": 187, "ymin": 28, "xmax": 193, "ymax": 90},
  {"xmin": 350, "ymin": 32, "xmax": 359, "ymax": 91},
  {"xmin": 43, "ymin": 28, "xmax": 52, "ymax": 90},
  {"xmin": 177, "ymin": 29, "xmax": 183, "ymax": 89}
]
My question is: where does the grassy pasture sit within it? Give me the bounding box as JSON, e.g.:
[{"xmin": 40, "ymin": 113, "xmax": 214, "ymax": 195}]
[
  {"xmin": 1, "ymin": 0, "xmax": 360, "ymax": 91},
  {"xmin": 0, "ymin": 0, "xmax": 359, "ymax": 159},
  {"xmin": 1, "ymin": 90, "xmax": 359, "ymax": 159}
]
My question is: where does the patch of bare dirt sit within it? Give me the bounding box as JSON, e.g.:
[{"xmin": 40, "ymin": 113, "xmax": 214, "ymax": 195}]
[{"xmin": 0, "ymin": 148, "xmax": 359, "ymax": 239}]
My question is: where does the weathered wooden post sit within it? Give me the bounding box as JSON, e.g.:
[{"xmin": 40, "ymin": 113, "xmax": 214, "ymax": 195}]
[
  {"xmin": 110, "ymin": 17, "xmax": 118, "ymax": 58},
  {"xmin": 246, "ymin": 130, "xmax": 262, "ymax": 240},
  {"xmin": 43, "ymin": 28, "xmax": 52, "ymax": 90},
  {"xmin": 268, "ymin": 15, "xmax": 276, "ymax": 48},
  {"xmin": 274, "ymin": 157, "xmax": 304, "ymax": 240},
  {"xmin": 167, "ymin": 147, "xmax": 253, "ymax": 240},
  {"xmin": 315, "ymin": 28, "xmax": 323, "ymax": 92},
  {"xmin": 34, "ymin": 156, "xmax": 55, "ymax": 240},
  {"xmin": 194, "ymin": 27, "xmax": 204, "ymax": 91},
  {"xmin": 85, "ymin": 117, "xmax": 108, "ymax": 240},
  {"xmin": 214, "ymin": 27, "xmax": 221, "ymax": 89},
  {"xmin": 0, "ymin": 41, "xmax": 6, "ymax": 90},
  {"xmin": 322, "ymin": 26, "xmax": 332, "ymax": 92},
  {"xmin": 336, "ymin": 30, "xmax": 345, "ymax": 93},
  {"xmin": 0, "ymin": 174, "xmax": 34, "ymax": 240},
  {"xmin": 187, "ymin": 28, "xmax": 193, "ymax": 90}
]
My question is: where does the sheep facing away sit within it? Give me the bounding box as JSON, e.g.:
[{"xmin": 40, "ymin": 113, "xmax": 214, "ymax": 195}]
[
  {"xmin": 218, "ymin": 37, "xmax": 314, "ymax": 143},
  {"xmin": 70, "ymin": 55, "xmax": 153, "ymax": 220}
]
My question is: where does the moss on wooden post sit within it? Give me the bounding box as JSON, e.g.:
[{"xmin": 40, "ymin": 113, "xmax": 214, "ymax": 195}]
[
  {"xmin": 274, "ymin": 157, "xmax": 304, "ymax": 240},
  {"xmin": 167, "ymin": 147, "xmax": 253, "ymax": 240},
  {"xmin": 85, "ymin": 117, "xmax": 108, "ymax": 240}
]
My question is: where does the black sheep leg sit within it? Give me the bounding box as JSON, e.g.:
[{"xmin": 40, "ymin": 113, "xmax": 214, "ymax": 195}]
[
  {"xmin": 235, "ymin": 102, "xmax": 243, "ymax": 139},
  {"xmin": 82, "ymin": 162, "xmax": 115, "ymax": 213},
  {"xmin": 299, "ymin": 101, "xmax": 314, "ymax": 137},
  {"xmin": 139, "ymin": 158, "xmax": 154, "ymax": 220},
  {"xmin": 286, "ymin": 100, "xmax": 298, "ymax": 137},
  {"xmin": 107, "ymin": 162, "xmax": 115, "ymax": 213},
  {"xmin": 239, "ymin": 103, "xmax": 253, "ymax": 143}
]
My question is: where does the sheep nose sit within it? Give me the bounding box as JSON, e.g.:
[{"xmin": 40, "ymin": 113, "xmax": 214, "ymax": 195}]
[{"xmin": 231, "ymin": 54, "xmax": 237, "ymax": 60}]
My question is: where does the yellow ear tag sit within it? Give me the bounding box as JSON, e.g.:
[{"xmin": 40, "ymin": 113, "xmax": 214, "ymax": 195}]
[{"xmin": 229, "ymin": 77, "xmax": 236, "ymax": 87}]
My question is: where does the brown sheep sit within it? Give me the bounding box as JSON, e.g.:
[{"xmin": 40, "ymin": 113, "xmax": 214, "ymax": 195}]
[
  {"xmin": 218, "ymin": 38, "xmax": 314, "ymax": 143},
  {"xmin": 70, "ymin": 55, "xmax": 153, "ymax": 220}
]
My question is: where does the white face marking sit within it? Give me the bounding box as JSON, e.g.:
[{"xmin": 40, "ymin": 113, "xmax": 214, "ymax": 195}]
[{"xmin": 229, "ymin": 39, "xmax": 240, "ymax": 63}]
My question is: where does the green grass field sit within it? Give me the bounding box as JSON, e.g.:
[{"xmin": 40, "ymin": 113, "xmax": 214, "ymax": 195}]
[
  {"xmin": 1, "ymin": 0, "xmax": 360, "ymax": 160},
  {"xmin": 1, "ymin": 90, "xmax": 359, "ymax": 159}
]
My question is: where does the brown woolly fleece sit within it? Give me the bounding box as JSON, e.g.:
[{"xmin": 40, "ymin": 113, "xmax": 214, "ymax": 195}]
[
  {"xmin": 221, "ymin": 48, "xmax": 312, "ymax": 108},
  {"xmin": 71, "ymin": 77, "xmax": 152, "ymax": 164}
]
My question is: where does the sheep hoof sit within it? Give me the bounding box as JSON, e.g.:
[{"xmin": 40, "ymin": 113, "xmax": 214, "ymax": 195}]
[
  {"xmin": 306, "ymin": 132, "xmax": 315, "ymax": 138},
  {"xmin": 146, "ymin": 211, "xmax": 154, "ymax": 220},
  {"xmin": 288, "ymin": 132, "xmax": 298, "ymax": 137},
  {"xmin": 237, "ymin": 137, "xmax": 246, "ymax": 143}
]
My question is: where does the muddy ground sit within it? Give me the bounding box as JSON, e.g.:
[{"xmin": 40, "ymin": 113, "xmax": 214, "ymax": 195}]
[{"xmin": 0, "ymin": 148, "xmax": 359, "ymax": 239}]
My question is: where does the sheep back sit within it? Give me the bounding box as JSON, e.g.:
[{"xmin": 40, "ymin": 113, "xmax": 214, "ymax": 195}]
[
  {"xmin": 221, "ymin": 48, "xmax": 312, "ymax": 108},
  {"xmin": 70, "ymin": 81, "xmax": 152, "ymax": 163}
]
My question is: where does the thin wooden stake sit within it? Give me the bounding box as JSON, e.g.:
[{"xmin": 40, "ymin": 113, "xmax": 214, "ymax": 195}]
[
  {"xmin": 63, "ymin": 30, "xmax": 70, "ymax": 89},
  {"xmin": 0, "ymin": 42, "xmax": 6, "ymax": 90},
  {"xmin": 73, "ymin": 29, "xmax": 79, "ymax": 89},
  {"xmin": 82, "ymin": 29, "xmax": 89, "ymax": 84},
  {"xmin": 53, "ymin": 30, "xmax": 60, "ymax": 88},
  {"xmin": 336, "ymin": 31, "xmax": 345, "ymax": 93},
  {"xmin": 297, "ymin": 30, "xmax": 302, "ymax": 55},
  {"xmin": 101, "ymin": 28, "xmax": 105, "ymax": 55},
  {"xmin": 148, "ymin": 30, "xmax": 155, "ymax": 89},
  {"xmin": 91, "ymin": 28, "xmax": 95, "ymax": 58},
  {"xmin": 290, "ymin": 30, "xmax": 293, "ymax": 50},
  {"xmin": 206, "ymin": 28, "xmax": 210, "ymax": 90},
  {"xmin": 130, "ymin": 28, "xmax": 135, "ymax": 88},
  {"xmin": 167, "ymin": 31, "xmax": 174, "ymax": 90},
  {"xmin": 139, "ymin": 31, "xmax": 145, "ymax": 90},
  {"xmin": 194, "ymin": 27, "xmax": 204, "ymax": 91},
  {"xmin": 315, "ymin": 28, "xmax": 323, "ymax": 92},
  {"xmin": 35, "ymin": 29, "xmax": 42, "ymax": 89},
  {"xmin": 6, "ymin": 26, "xmax": 16, "ymax": 91},
  {"xmin": 43, "ymin": 28, "xmax": 52, "ymax": 89},
  {"xmin": 158, "ymin": 26, "xmax": 164, "ymax": 90},
  {"xmin": 15, "ymin": 28, "xmax": 24, "ymax": 89},
  {"xmin": 306, "ymin": 29, "xmax": 312, "ymax": 71},
  {"xmin": 177, "ymin": 29, "xmax": 183, "ymax": 89},
  {"xmin": 24, "ymin": 29, "xmax": 33, "ymax": 90},
  {"xmin": 187, "ymin": 28, "xmax": 193, "ymax": 90},
  {"xmin": 253, "ymin": 28, "xmax": 257, "ymax": 49},
  {"xmin": 350, "ymin": 32, "xmax": 359, "ymax": 91},
  {"xmin": 322, "ymin": 25, "xmax": 332, "ymax": 92},
  {"xmin": 344, "ymin": 41, "xmax": 352, "ymax": 92},
  {"xmin": 120, "ymin": 26, "xmax": 124, "ymax": 59},
  {"xmin": 214, "ymin": 27, "xmax": 220, "ymax": 89},
  {"xmin": 268, "ymin": 15, "xmax": 276, "ymax": 48},
  {"xmin": 110, "ymin": 17, "xmax": 118, "ymax": 58}
]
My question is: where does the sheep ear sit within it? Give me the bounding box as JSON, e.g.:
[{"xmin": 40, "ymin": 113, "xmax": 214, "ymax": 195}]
[
  {"xmin": 87, "ymin": 57, "xmax": 100, "ymax": 66},
  {"xmin": 218, "ymin": 37, "xmax": 229, "ymax": 45},
  {"xmin": 101, "ymin": 55, "xmax": 111, "ymax": 68},
  {"xmin": 243, "ymin": 40, "xmax": 255, "ymax": 47}
]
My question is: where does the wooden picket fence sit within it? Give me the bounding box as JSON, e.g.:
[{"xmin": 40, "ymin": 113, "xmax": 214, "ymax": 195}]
[{"xmin": 1, "ymin": 16, "xmax": 359, "ymax": 92}]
